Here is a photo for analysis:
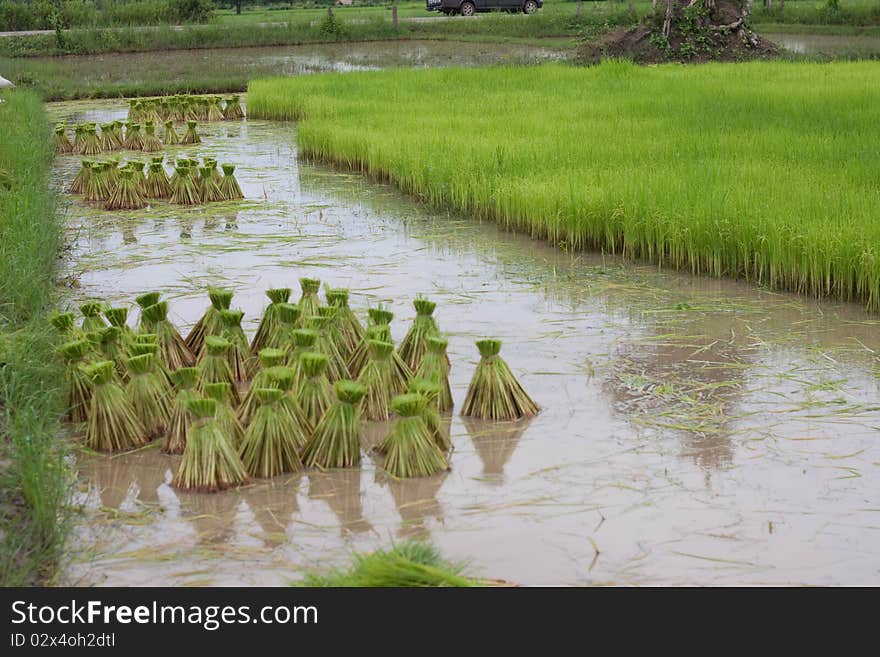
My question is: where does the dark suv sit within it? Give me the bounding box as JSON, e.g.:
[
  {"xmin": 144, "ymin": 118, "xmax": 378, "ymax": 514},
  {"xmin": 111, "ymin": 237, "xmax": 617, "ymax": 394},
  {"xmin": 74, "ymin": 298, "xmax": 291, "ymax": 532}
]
[{"xmin": 426, "ymin": 0, "xmax": 543, "ymax": 15}]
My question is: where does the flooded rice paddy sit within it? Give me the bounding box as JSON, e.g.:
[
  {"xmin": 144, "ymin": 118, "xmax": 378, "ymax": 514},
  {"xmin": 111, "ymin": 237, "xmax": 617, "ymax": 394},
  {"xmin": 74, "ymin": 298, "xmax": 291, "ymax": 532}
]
[
  {"xmin": 767, "ymin": 32, "xmax": 880, "ymax": 58},
  {"xmin": 50, "ymin": 99, "xmax": 880, "ymax": 586}
]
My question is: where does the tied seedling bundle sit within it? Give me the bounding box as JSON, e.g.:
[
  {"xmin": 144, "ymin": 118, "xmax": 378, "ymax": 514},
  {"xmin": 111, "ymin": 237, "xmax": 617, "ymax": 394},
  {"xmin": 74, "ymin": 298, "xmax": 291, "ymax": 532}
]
[
  {"xmin": 98, "ymin": 326, "xmax": 128, "ymax": 381},
  {"xmin": 199, "ymin": 165, "xmax": 223, "ymax": 203},
  {"xmin": 326, "ymin": 288, "xmax": 364, "ymax": 359},
  {"xmin": 186, "ymin": 287, "xmax": 233, "ymax": 355},
  {"xmin": 105, "ymin": 169, "xmax": 146, "ymax": 210},
  {"xmin": 297, "ymin": 351, "xmax": 334, "ymax": 428},
  {"xmin": 409, "ymin": 378, "xmax": 451, "ymax": 452},
  {"xmin": 50, "ymin": 312, "xmax": 76, "ymax": 339},
  {"xmin": 173, "ymin": 398, "xmax": 248, "ymax": 492},
  {"xmin": 125, "ymin": 353, "xmax": 172, "ymax": 438},
  {"xmin": 181, "ymin": 120, "xmax": 201, "ymax": 146},
  {"xmin": 122, "ymin": 123, "xmax": 144, "ymax": 151},
  {"xmin": 79, "ymin": 301, "xmax": 106, "ymax": 333},
  {"xmin": 462, "ymin": 339, "xmax": 539, "ymax": 421},
  {"xmin": 170, "ymin": 162, "xmax": 201, "ymax": 205},
  {"xmin": 107, "ymin": 121, "xmax": 125, "ymax": 150},
  {"xmin": 207, "ymin": 97, "xmax": 225, "ymax": 122},
  {"xmin": 287, "ymin": 327, "xmax": 317, "ymax": 386},
  {"xmin": 415, "ymin": 336, "xmax": 454, "ymax": 412},
  {"xmin": 302, "ymin": 380, "xmax": 365, "ymax": 469},
  {"xmin": 99, "ymin": 123, "xmax": 116, "ymax": 151},
  {"xmin": 204, "ymin": 382, "xmax": 245, "ymax": 448},
  {"xmin": 54, "ymin": 123, "xmax": 73, "ymax": 154},
  {"xmin": 251, "ymin": 288, "xmax": 292, "ymax": 354},
  {"xmin": 142, "ymin": 300, "xmax": 194, "ymax": 370},
  {"xmin": 164, "ymin": 367, "xmax": 200, "ymax": 454},
  {"xmin": 84, "ymin": 162, "xmax": 112, "ymax": 203},
  {"xmin": 357, "ymin": 339, "xmax": 397, "ymax": 421},
  {"xmin": 239, "ymin": 388, "xmax": 302, "ymax": 478},
  {"xmin": 398, "ymin": 296, "xmax": 441, "ymax": 372},
  {"xmin": 218, "ymin": 164, "xmax": 244, "ymax": 201},
  {"xmin": 84, "ymin": 361, "xmax": 148, "ymax": 453},
  {"xmin": 380, "ymin": 394, "xmax": 449, "ymax": 479},
  {"xmin": 266, "ymin": 366, "xmax": 312, "ymax": 442},
  {"xmin": 224, "ymin": 95, "xmax": 245, "ymax": 120},
  {"xmin": 163, "ymin": 120, "xmax": 180, "ymax": 146},
  {"xmin": 69, "ymin": 160, "xmax": 92, "ymax": 194},
  {"xmin": 77, "ymin": 124, "xmax": 102, "ymax": 156},
  {"xmin": 103, "ymin": 306, "xmax": 132, "ymax": 345},
  {"xmin": 198, "ymin": 335, "xmax": 241, "ymax": 405},
  {"xmin": 219, "ymin": 309, "xmax": 254, "ymax": 382},
  {"xmin": 238, "ymin": 348, "xmax": 287, "ymax": 426},
  {"xmin": 145, "ymin": 162, "xmax": 172, "ymax": 199},
  {"xmin": 135, "ymin": 291, "xmax": 161, "ymax": 331},
  {"xmin": 59, "ymin": 340, "xmax": 92, "ymax": 423},
  {"xmin": 273, "ymin": 304, "xmax": 301, "ymax": 356},
  {"xmin": 142, "ymin": 121, "xmax": 163, "ymax": 152},
  {"xmin": 308, "ymin": 312, "xmax": 348, "ymax": 382},
  {"xmin": 297, "ymin": 278, "xmax": 321, "ymax": 324}
]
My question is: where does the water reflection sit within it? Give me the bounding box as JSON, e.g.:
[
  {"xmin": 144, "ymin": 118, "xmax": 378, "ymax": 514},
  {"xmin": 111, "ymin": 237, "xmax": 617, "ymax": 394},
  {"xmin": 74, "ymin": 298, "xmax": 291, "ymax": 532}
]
[
  {"xmin": 240, "ymin": 475, "xmax": 303, "ymax": 548},
  {"xmin": 307, "ymin": 469, "xmax": 374, "ymax": 536},
  {"xmin": 462, "ymin": 418, "xmax": 530, "ymax": 484},
  {"xmin": 376, "ymin": 470, "xmax": 448, "ymax": 540}
]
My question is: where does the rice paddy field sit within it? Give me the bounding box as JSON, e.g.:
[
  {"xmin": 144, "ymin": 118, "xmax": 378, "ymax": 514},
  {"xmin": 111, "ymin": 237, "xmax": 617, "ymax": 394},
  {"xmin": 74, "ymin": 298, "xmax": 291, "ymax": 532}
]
[{"xmin": 50, "ymin": 96, "xmax": 880, "ymax": 586}]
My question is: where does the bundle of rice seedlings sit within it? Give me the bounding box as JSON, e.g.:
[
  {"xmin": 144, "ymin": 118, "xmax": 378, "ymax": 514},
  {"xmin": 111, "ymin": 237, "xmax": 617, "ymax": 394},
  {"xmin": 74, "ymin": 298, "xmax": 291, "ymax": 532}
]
[
  {"xmin": 185, "ymin": 287, "xmax": 233, "ymax": 355},
  {"xmin": 181, "ymin": 120, "xmax": 201, "ymax": 145},
  {"xmin": 218, "ymin": 309, "xmax": 254, "ymax": 382},
  {"xmin": 223, "ymin": 95, "xmax": 245, "ymax": 120},
  {"xmin": 409, "ymin": 378, "xmax": 451, "ymax": 452},
  {"xmin": 170, "ymin": 163, "xmax": 201, "ymax": 205},
  {"xmin": 207, "ymin": 97, "xmax": 224, "ymax": 122},
  {"xmin": 398, "ymin": 296, "xmax": 442, "ymax": 372},
  {"xmin": 218, "ymin": 163, "xmax": 244, "ymax": 201},
  {"xmin": 287, "ymin": 327, "xmax": 317, "ymax": 387},
  {"xmin": 84, "ymin": 162, "xmax": 111, "ymax": 202},
  {"xmin": 141, "ymin": 121, "xmax": 163, "ymax": 152},
  {"xmin": 198, "ymin": 335, "xmax": 240, "ymax": 405},
  {"xmin": 302, "ymin": 380, "xmax": 365, "ymax": 469},
  {"xmin": 72, "ymin": 124, "xmax": 86, "ymax": 154},
  {"xmin": 50, "ymin": 311, "xmax": 77, "ymax": 338},
  {"xmin": 122, "ymin": 123, "xmax": 144, "ymax": 150},
  {"xmin": 68, "ymin": 159, "xmax": 92, "ymax": 194},
  {"xmin": 204, "ymin": 382, "xmax": 245, "ymax": 448},
  {"xmin": 265, "ymin": 365, "xmax": 312, "ymax": 441},
  {"xmin": 379, "ymin": 394, "xmax": 449, "ymax": 478},
  {"xmin": 144, "ymin": 161, "xmax": 172, "ymax": 199},
  {"xmin": 163, "ymin": 119, "xmax": 180, "ymax": 146},
  {"xmin": 135, "ymin": 291, "xmax": 161, "ymax": 331},
  {"xmin": 172, "ymin": 398, "xmax": 247, "ymax": 492},
  {"xmin": 81, "ymin": 124, "xmax": 102, "ymax": 155},
  {"xmin": 108, "ymin": 121, "xmax": 125, "ymax": 150},
  {"xmin": 239, "ymin": 388, "xmax": 302, "ymax": 478},
  {"xmin": 98, "ymin": 123, "xmax": 115, "ymax": 151},
  {"xmin": 79, "ymin": 301, "xmax": 107, "ymax": 332},
  {"xmin": 348, "ymin": 307, "xmax": 411, "ymax": 387},
  {"xmin": 326, "ymin": 288, "xmax": 364, "ymax": 359},
  {"xmin": 59, "ymin": 340, "xmax": 92, "ymax": 423},
  {"xmin": 415, "ymin": 336, "xmax": 453, "ymax": 412},
  {"xmin": 126, "ymin": 159, "xmax": 147, "ymax": 196},
  {"xmin": 357, "ymin": 340, "xmax": 396, "ymax": 421},
  {"xmin": 103, "ymin": 306, "xmax": 130, "ymax": 334},
  {"xmin": 105, "ymin": 169, "xmax": 146, "ymax": 210},
  {"xmin": 297, "ymin": 278, "xmax": 321, "ymax": 325},
  {"xmin": 251, "ymin": 288, "xmax": 292, "ymax": 354},
  {"xmin": 99, "ymin": 326, "xmax": 128, "ymax": 381},
  {"xmin": 54, "ymin": 123, "xmax": 73, "ymax": 154},
  {"xmin": 142, "ymin": 300, "xmax": 194, "ymax": 370},
  {"xmin": 125, "ymin": 353, "xmax": 171, "ymax": 438},
  {"xmin": 273, "ymin": 302, "xmax": 301, "ymax": 356},
  {"xmin": 84, "ymin": 360, "xmax": 148, "ymax": 452},
  {"xmin": 164, "ymin": 366, "xmax": 200, "ymax": 454},
  {"xmin": 308, "ymin": 312, "xmax": 348, "ymax": 382},
  {"xmin": 297, "ymin": 352, "xmax": 334, "ymax": 428},
  {"xmin": 199, "ymin": 165, "xmax": 223, "ymax": 202},
  {"xmin": 237, "ymin": 348, "xmax": 287, "ymax": 426},
  {"xmin": 461, "ymin": 339, "xmax": 539, "ymax": 421}
]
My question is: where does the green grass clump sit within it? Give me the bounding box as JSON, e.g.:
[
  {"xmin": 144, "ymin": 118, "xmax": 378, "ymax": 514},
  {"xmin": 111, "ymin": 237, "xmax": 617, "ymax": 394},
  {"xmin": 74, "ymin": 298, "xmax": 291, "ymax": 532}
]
[{"xmin": 249, "ymin": 61, "xmax": 880, "ymax": 309}]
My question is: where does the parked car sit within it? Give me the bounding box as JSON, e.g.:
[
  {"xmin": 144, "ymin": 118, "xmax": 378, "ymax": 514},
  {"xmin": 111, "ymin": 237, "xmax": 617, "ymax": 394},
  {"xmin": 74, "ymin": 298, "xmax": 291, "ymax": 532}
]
[{"xmin": 426, "ymin": 0, "xmax": 543, "ymax": 16}]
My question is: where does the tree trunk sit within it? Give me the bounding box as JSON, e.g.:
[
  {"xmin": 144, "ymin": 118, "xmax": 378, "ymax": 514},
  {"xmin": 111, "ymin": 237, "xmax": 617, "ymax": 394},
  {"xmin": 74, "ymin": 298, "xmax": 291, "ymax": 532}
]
[
  {"xmin": 235, "ymin": 1, "xmax": 242, "ymax": 16},
  {"xmin": 392, "ymin": 3, "xmax": 398, "ymax": 28},
  {"xmin": 663, "ymin": 0, "xmax": 674, "ymax": 40}
]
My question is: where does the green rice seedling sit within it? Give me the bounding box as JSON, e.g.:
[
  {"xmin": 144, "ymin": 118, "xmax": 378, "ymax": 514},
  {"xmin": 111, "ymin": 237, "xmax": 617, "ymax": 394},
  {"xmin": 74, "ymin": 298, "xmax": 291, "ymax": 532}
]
[
  {"xmin": 80, "ymin": 124, "xmax": 102, "ymax": 156},
  {"xmin": 134, "ymin": 291, "xmax": 161, "ymax": 332},
  {"xmin": 103, "ymin": 306, "xmax": 130, "ymax": 337},
  {"xmin": 98, "ymin": 326, "xmax": 128, "ymax": 381},
  {"xmin": 83, "ymin": 162, "xmax": 111, "ymax": 202},
  {"xmin": 461, "ymin": 339, "xmax": 539, "ymax": 421},
  {"xmin": 380, "ymin": 394, "xmax": 449, "ymax": 479},
  {"xmin": 415, "ymin": 336, "xmax": 453, "ymax": 412},
  {"xmin": 198, "ymin": 335, "xmax": 240, "ymax": 405},
  {"xmin": 68, "ymin": 159, "xmax": 92, "ymax": 194},
  {"xmin": 84, "ymin": 360, "xmax": 148, "ymax": 453},
  {"xmin": 163, "ymin": 120, "xmax": 180, "ymax": 146},
  {"xmin": 349, "ymin": 323, "xmax": 390, "ymax": 378},
  {"xmin": 326, "ymin": 288, "xmax": 363, "ymax": 360},
  {"xmin": 224, "ymin": 95, "xmax": 245, "ymax": 120},
  {"xmin": 297, "ymin": 278, "xmax": 321, "ymax": 325},
  {"xmin": 142, "ymin": 300, "xmax": 195, "ymax": 370},
  {"xmin": 142, "ymin": 121, "xmax": 163, "ymax": 153},
  {"xmin": 218, "ymin": 163, "xmax": 244, "ymax": 201},
  {"xmin": 398, "ymin": 296, "xmax": 441, "ymax": 372},
  {"xmin": 237, "ymin": 348, "xmax": 287, "ymax": 426},
  {"xmin": 59, "ymin": 340, "xmax": 92, "ymax": 423},
  {"xmin": 219, "ymin": 309, "xmax": 254, "ymax": 382},
  {"xmin": 72, "ymin": 124, "xmax": 86, "ymax": 154},
  {"xmin": 251, "ymin": 288, "xmax": 292, "ymax": 355},
  {"xmin": 126, "ymin": 159, "xmax": 148, "ymax": 196},
  {"xmin": 170, "ymin": 163, "xmax": 201, "ymax": 205},
  {"xmin": 173, "ymin": 398, "xmax": 248, "ymax": 492},
  {"xmin": 125, "ymin": 353, "xmax": 171, "ymax": 439},
  {"xmin": 409, "ymin": 378, "xmax": 451, "ymax": 452},
  {"xmin": 128, "ymin": 338, "xmax": 173, "ymax": 391},
  {"xmin": 185, "ymin": 287, "xmax": 233, "ymax": 355},
  {"xmin": 109, "ymin": 121, "xmax": 125, "ymax": 150},
  {"xmin": 122, "ymin": 122, "xmax": 144, "ymax": 151},
  {"xmin": 287, "ymin": 327, "xmax": 317, "ymax": 387},
  {"xmin": 199, "ymin": 165, "xmax": 223, "ymax": 203},
  {"xmin": 105, "ymin": 169, "xmax": 146, "ymax": 210},
  {"xmin": 145, "ymin": 162, "xmax": 172, "ymax": 200},
  {"xmin": 98, "ymin": 123, "xmax": 115, "ymax": 152},
  {"xmin": 207, "ymin": 97, "xmax": 224, "ymax": 122},
  {"xmin": 204, "ymin": 382, "xmax": 245, "ymax": 448},
  {"xmin": 302, "ymin": 380, "xmax": 365, "ymax": 469},
  {"xmin": 297, "ymin": 351, "xmax": 334, "ymax": 429},
  {"xmin": 164, "ymin": 367, "xmax": 200, "ymax": 455},
  {"xmin": 181, "ymin": 120, "xmax": 201, "ymax": 146},
  {"xmin": 53, "ymin": 123, "xmax": 73, "ymax": 154},
  {"xmin": 239, "ymin": 388, "xmax": 302, "ymax": 478},
  {"xmin": 79, "ymin": 301, "xmax": 106, "ymax": 333},
  {"xmin": 265, "ymin": 365, "xmax": 312, "ymax": 442},
  {"xmin": 50, "ymin": 311, "xmax": 77, "ymax": 339},
  {"xmin": 357, "ymin": 340, "xmax": 396, "ymax": 421},
  {"xmin": 307, "ymin": 313, "xmax": 348, "ymax": 382}
]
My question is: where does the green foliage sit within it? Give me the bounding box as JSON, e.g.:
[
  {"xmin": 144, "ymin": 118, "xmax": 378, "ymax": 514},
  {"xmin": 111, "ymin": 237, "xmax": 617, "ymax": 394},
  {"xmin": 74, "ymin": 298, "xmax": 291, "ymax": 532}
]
[{"xmin": 317, "ymin": 8, "xmax": 349, "ymax": 40}]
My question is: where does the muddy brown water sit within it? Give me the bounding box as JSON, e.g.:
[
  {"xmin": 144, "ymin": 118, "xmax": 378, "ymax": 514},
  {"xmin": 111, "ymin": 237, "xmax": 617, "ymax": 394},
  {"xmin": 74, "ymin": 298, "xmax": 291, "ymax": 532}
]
[{"xmin": 50, "ymin": 99, "xmax": 880, "ymax": 586}]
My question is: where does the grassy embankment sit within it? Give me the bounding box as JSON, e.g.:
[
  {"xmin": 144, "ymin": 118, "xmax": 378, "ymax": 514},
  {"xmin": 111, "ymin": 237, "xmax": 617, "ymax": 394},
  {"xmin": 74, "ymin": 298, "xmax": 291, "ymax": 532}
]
[
  {"xmin": 248, "ymin": 61, "xmax": 880, "ymax": 309},
  {"xmin": 0, "ymin": 90, "xmax": 68, "ymax": 586}
]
